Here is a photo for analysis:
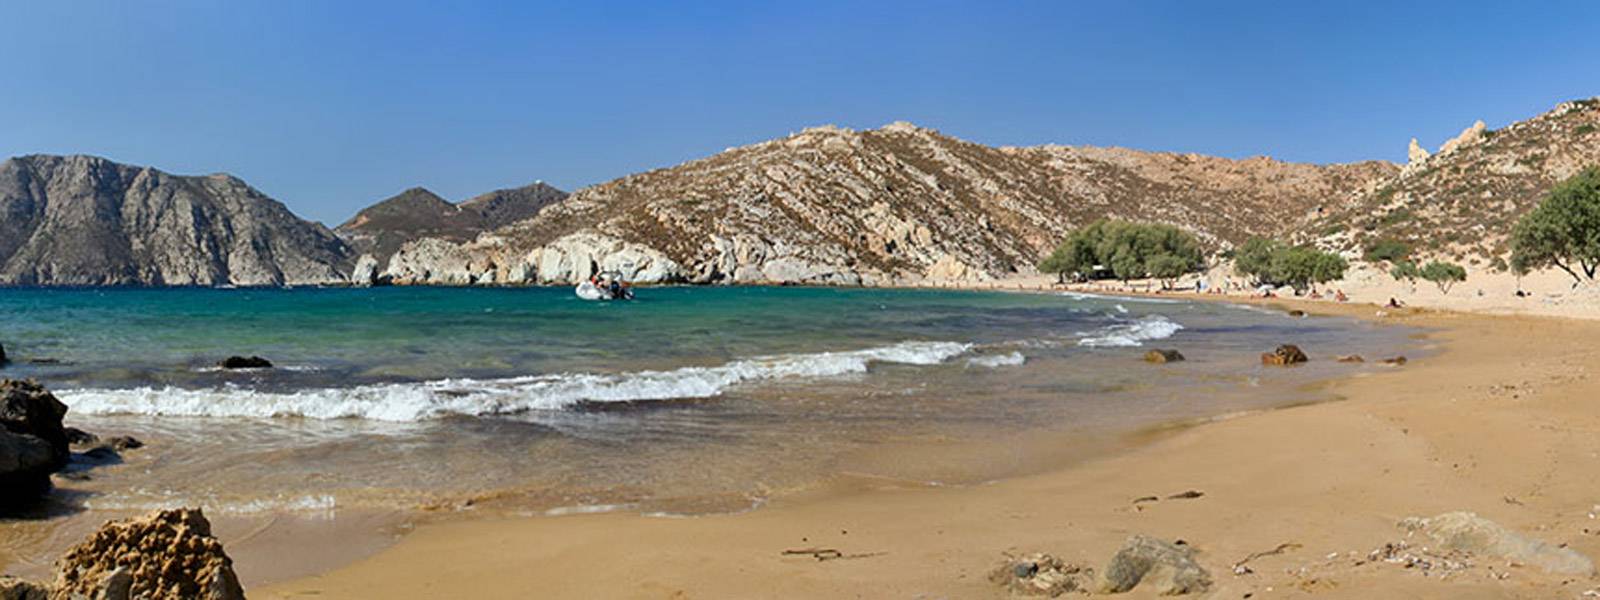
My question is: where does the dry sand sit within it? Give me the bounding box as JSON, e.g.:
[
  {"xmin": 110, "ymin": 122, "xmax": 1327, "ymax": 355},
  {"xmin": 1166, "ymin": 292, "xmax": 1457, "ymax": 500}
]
[{"xmin": 258, "ymin": 298, "xmax": 1600, "ymax": 599}]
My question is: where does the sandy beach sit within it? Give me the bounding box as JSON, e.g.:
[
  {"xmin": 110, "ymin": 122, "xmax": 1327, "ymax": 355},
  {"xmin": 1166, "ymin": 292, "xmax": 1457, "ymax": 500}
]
[{"xmin": 250, "ymin": 295, "xmax": 1600, "ymax": 599}]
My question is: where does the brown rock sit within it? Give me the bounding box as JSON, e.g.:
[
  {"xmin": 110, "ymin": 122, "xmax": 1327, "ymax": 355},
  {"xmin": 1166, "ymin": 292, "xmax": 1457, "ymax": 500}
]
[
  {"xmin": 1380, "ymin": 356, "xmax": 1408, "ymax": 366},
  {"xmin": 1260, "ymin": 344, "xmax": 1308, "ymax": 366},
  {"xmin": 0, "ymin": 576, "xmax": 50, "ymax": 600},
  {"xmin": 52, "ymin": 508, "xmax": 244, "ymax": 600},
  {"xmin": 1287, "ymin": 309, "xmax": 1306, "ymax": 317},
  {"xmin": 1143, "ymin": 349, "xmax": 1185, "ymax": 363},
  {"xmin": 1336, "ymin": 354, "xmax": 1365, "ymax": 363},
  {"xmin": 0, "ymin": 380, "xmax": 70, "ymax": 510}
]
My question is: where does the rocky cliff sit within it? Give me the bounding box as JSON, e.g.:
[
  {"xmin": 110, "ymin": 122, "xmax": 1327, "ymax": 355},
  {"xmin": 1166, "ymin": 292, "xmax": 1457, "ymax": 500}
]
[
  {"xmin": 337, "ymin": 182, "xmax": 566, "ymax": 268},
  {"xmin": 0, "ymin": 155, "xmax": 352, "ymax": 286},
  {"xmin": 382, "ymin": 122, "xmax": 1396, "ymax": 285},
  {"xmin": 1314, "ymin": 98, "xmax": 1600, "ymax": 264}
]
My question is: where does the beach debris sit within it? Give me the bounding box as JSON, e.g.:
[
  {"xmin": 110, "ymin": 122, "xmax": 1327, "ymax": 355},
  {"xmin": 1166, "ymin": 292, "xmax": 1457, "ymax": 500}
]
[
  {"xmin": 1143, "ymin": 349, "xmax": 1185, "ymax": 363},
  {"xmin": 1398, "ymin": 512, "xmax": 1596, "ymax": 575},
  {"xmin": 1166, "ymin": 490, "xmax": 1204, "ymax": 500},
  {"xmin": 217, "ymin": 355, "xmax": 273, "ymax": 369},
  {"xmin": 1380, "ymin": 356, "xmax": 1409, "ymax": 366},
  {"xmin": 0, "ymin": 379, "xmax": 70, "ymax": 513},
  {"xmin": 990, "ymin": 552, "xmax": 1092, "ymax": 597},
  {"xmin": 1336, "ymin": 354, "xmax": 1365, "ymax": 363},
  {"xmin": 1132, "ymin": 495, "xmax": 1160, "ymax": 505},
  {"xmin": 1098, "ymin": 535, "xmax": 1212, "ymax": 595},
  {"xmin": 1230, "ymin": 542, "xmax": 1302, "ymax": 576},
  {"xmin": 51, "ymin": 508, "xmax": 245, "ymax": 600},
  {"xmin": 781, "ymin": 547, "xmax": 884, "ymax": 562},
  {"xmin": 1355, "ymin": 540, "xmax": 1472, "ymax": 576},
  {"xmin": 1260, "ymin": 344, "xmax": 1308, "ymax": 366}
]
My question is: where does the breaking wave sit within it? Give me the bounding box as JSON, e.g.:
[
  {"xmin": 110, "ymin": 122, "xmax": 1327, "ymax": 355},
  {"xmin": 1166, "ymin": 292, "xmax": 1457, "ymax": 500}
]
[
  {"xmin": 58, "ymin": 341, "xmax": 973, "ymax": 422},
  {"xmin": 1076, "ymin": 315, "xmax": 1184, "ymax": 348},
  {"xmin": 967, "ymin": 352, "xmax": 1026, "ymax": 368}
]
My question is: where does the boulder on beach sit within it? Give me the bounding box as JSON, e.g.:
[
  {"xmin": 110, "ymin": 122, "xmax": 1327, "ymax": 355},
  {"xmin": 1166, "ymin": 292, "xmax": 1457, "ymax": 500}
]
[
  {"xmin": 1143, "ymin": 349, "xmax": 1185, "ymax": 363},
  {"xmin": 50, "ymin": 508, "xmax": 246, "ymax": 600},
  {"xmin": 1260, "ymin": 344, "xmax": 1308, "ymax": 366},
  {"xmin": 0, "ymin": 379, "xmax": 70, "ymax": 510},
  {"xmin": 990, "ymin": 552, "xmax": 1092, "ymax": 597},
  {"xmin": 1098, "ymin": 535, "xmax": 1212, "ymax": 595},
  {"xmin": 1399, "ymin": 512, "xmax": 1595, "ymax": 575},
  {"xmin": 218, "ymin": 356, "xmax": 273, "ymax": 370}
]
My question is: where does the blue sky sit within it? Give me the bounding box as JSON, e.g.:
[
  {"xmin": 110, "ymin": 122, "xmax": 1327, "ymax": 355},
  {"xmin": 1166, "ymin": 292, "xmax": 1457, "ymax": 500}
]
[{"xmin": 3, "ymin": 1, "xmax": 1598, "ymax": 225}]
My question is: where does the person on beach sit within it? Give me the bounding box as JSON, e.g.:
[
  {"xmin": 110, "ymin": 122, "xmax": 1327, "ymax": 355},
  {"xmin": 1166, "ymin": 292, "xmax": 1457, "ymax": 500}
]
[{"xmin": 1387, "ymin": 297, "xmax": 1405, "ymax": 308}]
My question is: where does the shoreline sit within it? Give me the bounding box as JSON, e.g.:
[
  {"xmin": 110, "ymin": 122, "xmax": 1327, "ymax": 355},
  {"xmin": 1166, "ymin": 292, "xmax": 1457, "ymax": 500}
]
[{"xmin": 258, "ymin": 294, "xmax": 1600, "ymax": 598}]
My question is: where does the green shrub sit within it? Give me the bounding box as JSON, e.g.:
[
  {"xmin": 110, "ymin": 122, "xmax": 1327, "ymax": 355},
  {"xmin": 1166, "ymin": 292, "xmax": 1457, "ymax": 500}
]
[
  {"xmin": 1390, "ymin": 261, "xmax": 1420, "ymax": 283},
  {"xmin": 1234, "ymin": 238, "xmax": 1347, "ymax": 292},
  {"xmin": 1362, "ymin": 238, "xmax": 1411, "ymax": 263},
  {"xmin": 1420, "ymin": 261, "xmax": 1467, "ymax": 294}
]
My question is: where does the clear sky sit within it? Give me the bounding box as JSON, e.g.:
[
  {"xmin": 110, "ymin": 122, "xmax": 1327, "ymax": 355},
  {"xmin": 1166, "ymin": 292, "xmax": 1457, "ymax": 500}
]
[{"xmin": 3, "ymin": 1, "xmax": 1597, "ymax": 225}]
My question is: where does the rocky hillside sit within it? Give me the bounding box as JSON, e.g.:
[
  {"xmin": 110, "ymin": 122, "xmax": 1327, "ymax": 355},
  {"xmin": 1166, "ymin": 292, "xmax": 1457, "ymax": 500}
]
[
  {"xmin": 1314, "ymin": 98, "xmax": 1600, "ymax": 265},
  {"xmin": 382, "ymin": 122, "xmax": 1395, "ymax": 285},
  {"xmin": 0, "ymin": 155, "xmax": 352, "ymax": 286},
  {"xmin": 337, "ymin": 182, "xmax": 566, "ymax": 265}
]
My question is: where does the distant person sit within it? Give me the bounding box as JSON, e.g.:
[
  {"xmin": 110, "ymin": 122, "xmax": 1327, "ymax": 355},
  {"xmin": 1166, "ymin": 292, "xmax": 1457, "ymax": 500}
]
[
  {"xmin": 1387, "ymin": 297, "xmax": 1404, "ymax": 308},
  {"xmin": 1335, "ymin": 289, "xmax": 1348, "ymax": 302}
]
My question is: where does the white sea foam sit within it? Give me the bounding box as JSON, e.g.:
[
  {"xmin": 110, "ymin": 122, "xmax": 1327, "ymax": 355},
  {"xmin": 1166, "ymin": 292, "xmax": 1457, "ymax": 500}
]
[
  {"xmin": 1077, "ymin": 315, "xmax": 1184, "ymax": 347},
  {"xmin": 966, "ymin": 352, "xmax": 1026, "ymax": 368},
  {"xmin": 59, "ymin": 341, "xmax": 973, "ymax": 422},
  {"xmin": 1058, "ymin": 291, "xmax": 1186, "ymax": 304}
]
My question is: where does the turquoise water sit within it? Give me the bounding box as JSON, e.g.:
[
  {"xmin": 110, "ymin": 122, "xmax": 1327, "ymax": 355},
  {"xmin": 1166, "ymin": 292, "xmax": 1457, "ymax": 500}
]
[{"xmin": 0, "ymin": 286, "xmax": 1416, "ymax": 520}]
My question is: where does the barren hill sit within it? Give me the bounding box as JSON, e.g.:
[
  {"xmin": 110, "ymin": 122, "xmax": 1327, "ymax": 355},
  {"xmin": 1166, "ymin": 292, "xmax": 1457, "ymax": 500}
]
[
  {"xmin": 1314, "ymin": 98, "xmax": 1600, "ymax": 265},
  {"xmin": 383, "ymin": 122, "xmax": 1395, "ymax": 285},
  {"xmin": 0, "ymin": 155, "xmax": 351, "ymax": 286},
  {"xmin": 338, "ymin": 183, "xmax": 566, "ymax": 265}
]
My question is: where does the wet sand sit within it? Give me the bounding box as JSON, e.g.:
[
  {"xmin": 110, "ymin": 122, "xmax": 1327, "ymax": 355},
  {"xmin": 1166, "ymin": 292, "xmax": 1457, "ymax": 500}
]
[{"xmin": 257, "ymin": 299, "xmax": 1600, "ymax": 598}]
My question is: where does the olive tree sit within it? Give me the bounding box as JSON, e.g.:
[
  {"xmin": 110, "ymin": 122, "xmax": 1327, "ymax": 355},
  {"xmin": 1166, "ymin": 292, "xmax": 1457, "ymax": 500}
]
[
  {"xmin": 1510, "ymin": 167, "xmax": 1600, "ymax": 283},
  {"xmin": 1038, "ymin": 219, "xmax": 1204, "ymax": 287},
  {"xmin": 1420, "ymin": 261, "xmax": 1467, "ymax": 294}
]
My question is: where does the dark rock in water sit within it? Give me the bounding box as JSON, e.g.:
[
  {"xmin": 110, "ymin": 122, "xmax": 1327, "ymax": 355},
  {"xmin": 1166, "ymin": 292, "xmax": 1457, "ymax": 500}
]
[
  {"xmin": 218, "ymin": 356, "xmax": 273, "ymax": 369},
  {"xmin": 1336, "ymin": 354, "xmax": 1365, "ymax": 363},
  {"xmin": 1098, "ymin": 535, "xmax": 1212, "ymax": 595},
  {"xmin": 26, "ymin": 358, "xmax": 63, "ymax": 365},
  {"xmin": 1287, "ymin": 309, "xmax": 1306, "ymax": 317},
  {"xmin": 1143, "ymin": 349, "xmax": 1185, "ymax": 363},
  {"xmin": 81, "ymin": 445, "xmax": 120, "ymax": 462},
  {"xmin": 1260, "ymin": 344, "xmax": 1308, "ymax": 366},
  {"xmin": 65, "ymin": 426, "xmax": 99, "ymax": 446},
  {"xmin": 0, "ymin": 380, "xmax": 70, "ymax": 511},
  {"xmin": 106, "ymin": 435, "xmax": 144, "ymax": 451},
  {"xmin": 1380, "ymin": 356, "xmax": 1408, "ymax": 366},
  {"xmin": 990, "ymin": 552, "xmax": 1091, "ymax": 596},
  {"xmin": 0, "ymin": 342, "xmax": 7, "ymax": 365}
]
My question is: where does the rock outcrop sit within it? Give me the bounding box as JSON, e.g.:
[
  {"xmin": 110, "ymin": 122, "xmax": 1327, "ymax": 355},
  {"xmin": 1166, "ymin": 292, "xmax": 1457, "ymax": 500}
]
[
  {"xmin": 0, "ymin": 380, "xmax": 69, "ymax": 510},
  {"xmin": 45, "ymin": 508, "xmax": 245, "ymax": 600},
  {"xmin": 1316, "ymin": 98, "xmax": 1600, "ymax": 262},
  {"xmin": 1399, "ymin": 512, "xmax": 1595, "ymax": 575},
  {"xmin": 0, "ymin": 155, "xmax": 352, "ymax": 286}
]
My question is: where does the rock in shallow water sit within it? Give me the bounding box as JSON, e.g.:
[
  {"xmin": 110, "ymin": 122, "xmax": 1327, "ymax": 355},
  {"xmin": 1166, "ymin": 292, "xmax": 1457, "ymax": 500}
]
[
  {"xmin": 1143, "ymin": 349, "xmax": 1185, "ymax": 363},
  {"xmin": 218, "ymin": 356, "xmax": 273, "ymax": 369},
  {"xmin": 0, "ymin": 380, "xmax": 70, "ymax": 511},
  {"xmin": 1260, "ymin": 344, "xmax": 1308, "ymax": 366},
  {"xmin": 1098, "ymin": 535, "xmax": 1212, "ymax": 595}
]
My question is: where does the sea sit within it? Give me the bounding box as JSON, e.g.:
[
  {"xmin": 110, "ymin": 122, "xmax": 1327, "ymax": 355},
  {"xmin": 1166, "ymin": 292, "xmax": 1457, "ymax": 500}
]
[{"xmin": 0, "ymin": 286, "xmax": 1418, "ymax": 581}]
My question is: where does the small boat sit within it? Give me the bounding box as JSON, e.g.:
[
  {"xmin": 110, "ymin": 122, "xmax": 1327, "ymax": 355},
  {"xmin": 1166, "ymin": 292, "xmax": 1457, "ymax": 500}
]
[{"xmin": 575, "ymin": 272, "xmax": 635, "ymax": 301}]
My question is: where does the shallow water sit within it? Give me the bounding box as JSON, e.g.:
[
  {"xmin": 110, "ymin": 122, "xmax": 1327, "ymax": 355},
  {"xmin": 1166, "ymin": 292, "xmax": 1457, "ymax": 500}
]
[{"xmin": 0, "ymin": 286, "xmax": 1417, "ymax": 580}]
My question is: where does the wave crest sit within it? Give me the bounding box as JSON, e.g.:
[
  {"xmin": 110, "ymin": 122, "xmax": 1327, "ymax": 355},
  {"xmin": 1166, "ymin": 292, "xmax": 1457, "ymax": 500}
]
[{"xmin": 59, "ymin": 341, "xmax": 973, "ymax": 422}]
